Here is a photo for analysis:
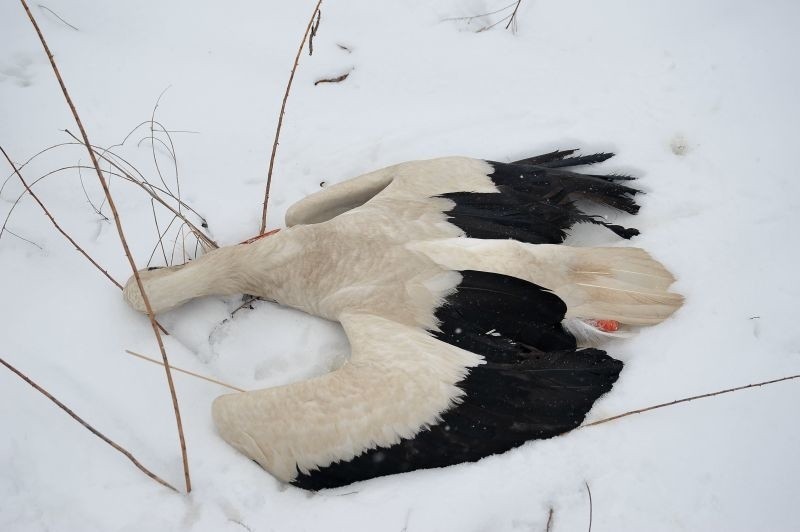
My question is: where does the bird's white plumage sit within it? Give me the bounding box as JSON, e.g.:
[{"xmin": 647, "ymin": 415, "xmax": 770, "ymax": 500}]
[
  {"xmin": 122, "ymin": 156, "xmax": 682, "ymax": 483},
  {"xmin": 212, "ymin": 312, "xmax": 482, "ymax": 481}
]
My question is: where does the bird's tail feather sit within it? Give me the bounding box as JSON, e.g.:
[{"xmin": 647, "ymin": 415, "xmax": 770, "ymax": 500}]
[{"xmin": 561, "ymin": 247, "xmax": 683, "ymax": 325}]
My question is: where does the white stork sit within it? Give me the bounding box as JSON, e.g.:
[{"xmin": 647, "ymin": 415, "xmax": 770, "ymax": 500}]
[{"xmin": 123, "ymin": 150, "xmax": 682, "ymax": 490}]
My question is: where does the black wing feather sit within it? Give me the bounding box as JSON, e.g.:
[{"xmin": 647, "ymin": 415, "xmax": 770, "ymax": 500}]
[{"xmin": 441, "ymin": 151, "xmax": 641, "ymax": 244}]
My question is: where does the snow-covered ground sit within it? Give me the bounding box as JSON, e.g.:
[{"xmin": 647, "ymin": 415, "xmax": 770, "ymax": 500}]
[{"xmin": 2, "ymin": 0, "xmax": 799, "ymax": 530}]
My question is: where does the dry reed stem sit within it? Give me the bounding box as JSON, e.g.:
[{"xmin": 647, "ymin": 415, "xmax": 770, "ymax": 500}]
[
  {"xmin": 125, "ymin": 350, "xmax": 247, "ymax": 392},
  {"xmin": 583, "ymin": 373, "xmax": 800, "ymax": 428},
  {"xmin": 259, "ymin": 0, "xmax": 324, "ymax": 234},
  {"xmin": 1, "ymin": 146, "xmax": 123, "ymax": 289},
  {"xmin": 0, "ymin": 355, "xmax": 177, "ymax": 492},
  {"xmin": 545, "ymin": 507, "xmax": 554, "ymax": 532},
  {"xmin": 20, "ymin": 0, "xmax": 191, "ymax": 492}
]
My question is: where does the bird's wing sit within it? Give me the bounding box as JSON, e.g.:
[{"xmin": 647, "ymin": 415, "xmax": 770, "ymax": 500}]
[
  {"xmin": 211, "ymin": 312, "xmax": 483, "ymax": 483},
  {"xmin": 212, "ymin": 270, "xmax": 624, "ymax": 490},
  {"xmin": 284, "ymin": 157, "xmax": 498, "ymax": 227},
  {"xmin": 291, "ymin": 270, "xmax": 623, "ymax": 490},
  {"xmin": 286, "ymin": 152, "xmax": 641, "ymax": 244}
]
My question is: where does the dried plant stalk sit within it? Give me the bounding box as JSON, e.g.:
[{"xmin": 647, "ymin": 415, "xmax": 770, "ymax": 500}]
[
  {"xmin": 63, "ymin": 131, "xmax": 218, "ymax": 250},
  {"xmin": 1, "ymin": 146, "xmax": 122, "ymax": 289},
  {"xmin": 259, "ymin": 0, "xmax": 323, "ymax": 234},
  {"xmin": 125, "ymin": 350, "xmax": 247, "ymax": 393},
  {"xmin": 584, "ymin": 373, "xmax": 800, "ymax": 427},
  {"xmin": 0, "ymin": 356, "xmax": 177, "ymax": 492},
  {"xmin": 20, "ymin": 0, "xmax": 191, "ymax": 492}
]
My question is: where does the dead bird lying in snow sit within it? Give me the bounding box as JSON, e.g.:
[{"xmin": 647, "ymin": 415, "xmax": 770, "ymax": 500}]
[{"xmin": 123, "ymin": 149, "xmax": 682, "ymax": 490}]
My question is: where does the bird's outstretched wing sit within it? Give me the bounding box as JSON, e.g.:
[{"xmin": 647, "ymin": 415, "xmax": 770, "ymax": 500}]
[
  {"xmin": 211, "ymin": 312, "xmax": 483, "ymax": 484},
  {"xmin": 213, "ymin": 270, "xmax": 623, "ymax": 490},
  {"xmin": 285, "ymin": 150, "xmax": 641, "ymax": 244}
]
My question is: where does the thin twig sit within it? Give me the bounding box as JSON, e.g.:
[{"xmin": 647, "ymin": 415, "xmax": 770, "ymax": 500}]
[
  {"xmin": 441, "ymin": 1, "xmax": 517, "ymax": 22},
  {"xmin": 37, "ymin": 4, "xmax": 79, "ymax": 31},
  {"xmin": 20, "ymin": 0, "xmax": 191, "ymax": 492},
  {"xmin": 583, "ymin": 373, "xmax": 800, "ymax": 428},
  {"xmin": 117, "ymin": 120, "xmax": 200, "ymax": 148},
  {"xmin": 77, "ymin": 161, "xmax": 109, "ymax": 221},
  {"xmin": 1, "ymin": 142, "xmax": 72, "ymax": 196},
  {"xmin": 584, "ymin": 481, "xmax": 593, "ymax": 532},
  {"xmin": 259, "ymin": 0, "xmax": 324, "ymax": 234},
  {"xmin": 545, "ymin": 507, "xmax": 554, "ymax": 532},
  {"xmin": 504, "ymin": 0, "xmax": 523, "ymax": 31},
  {"xmin": 168, "ymin": 221, "xmax": 189, "ymax": 266},
  {"xmin": 4, "ymin": 228, "xmax": 43, "ymax": 249},
  {"xmin": 147, "ymin": 88, "xmax": 178, "ymax": 202},
  {"xmin": 2, "ymin": 165, "xmax": 94, "ymax": 238},
  {"xmin": 0, "ymin": 159, "xmax": 169, "ymax": 335},
  {"xmin": 478, "ymin": 13, "xmax": 513, "ymax": 32},
  {"xmin": 124, "ymin": 350, "xmax": 247, "ymax": 393},
  {"xmin": 149, "ymin": 198, "xmax": 170, "ymax": 266},
  {"xmin": 146, "ymin": 213, "xmax": 180, "ymax": 267},
  {"xmin": 1, "ymin": 146, "xmax": 123, "ymax": 289},
  {"xmin": 62, "ymin": 130, "xmax": 217, "ymax": 249},
  {"xmin": 1, "ymin": 137, "xmax": 213, "ymax": 242},
  {"xmin": 0, "ymin": 356, "xmax": 177, "ymax": 492}
]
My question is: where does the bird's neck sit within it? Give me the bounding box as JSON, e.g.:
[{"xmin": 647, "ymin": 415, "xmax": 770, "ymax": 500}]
[{"xmin": 140, "ymin": 228, "xmax": 303, "ymax": 313}]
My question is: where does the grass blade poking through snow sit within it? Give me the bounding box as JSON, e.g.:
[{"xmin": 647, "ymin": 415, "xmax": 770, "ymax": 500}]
[{"xmin": 19, "ymin": 0, "xmax": 192, "ymax": 493}]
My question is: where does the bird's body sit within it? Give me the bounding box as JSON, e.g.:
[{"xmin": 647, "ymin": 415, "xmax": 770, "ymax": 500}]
[{"xmin": 124, "ymin": 150, "xmax": 682, "ymax": 489}]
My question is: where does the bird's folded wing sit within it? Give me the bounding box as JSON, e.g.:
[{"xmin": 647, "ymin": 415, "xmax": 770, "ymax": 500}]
[
  {"xmin": 211, "ymin": 312, "xmax": 483, "ymax": 482},
  {"xmin": 284, "ymin": 157, "xmax": 498, "ymax": 227}
]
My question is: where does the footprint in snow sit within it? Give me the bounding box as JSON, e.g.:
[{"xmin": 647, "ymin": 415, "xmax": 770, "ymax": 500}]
[{"xmin": 0, "ymin": 53, "xmax": 36, "ymax": 88}]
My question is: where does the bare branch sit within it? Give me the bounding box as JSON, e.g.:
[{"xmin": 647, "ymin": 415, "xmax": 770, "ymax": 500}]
[
  {"xmin": 259, "ymin": 0, "xmax": 324, "ymax": 234},
  {"xmin": 0, "ymin": 355, "xmax": 177, "ymax": 492},
  {"xmin": 20, "ymin": 0, "xmax": 191, "ymax": 492}
]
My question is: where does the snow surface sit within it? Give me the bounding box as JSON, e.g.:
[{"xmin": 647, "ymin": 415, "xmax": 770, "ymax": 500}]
[{"xmin": 2, "ymin": 0, "xmax": 800, "ymax": 530}]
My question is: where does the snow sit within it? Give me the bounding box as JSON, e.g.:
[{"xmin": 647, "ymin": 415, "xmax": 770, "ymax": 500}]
[{"xmin": 2, "ymin": 0, "xmax": 799, "ymax": 530}]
